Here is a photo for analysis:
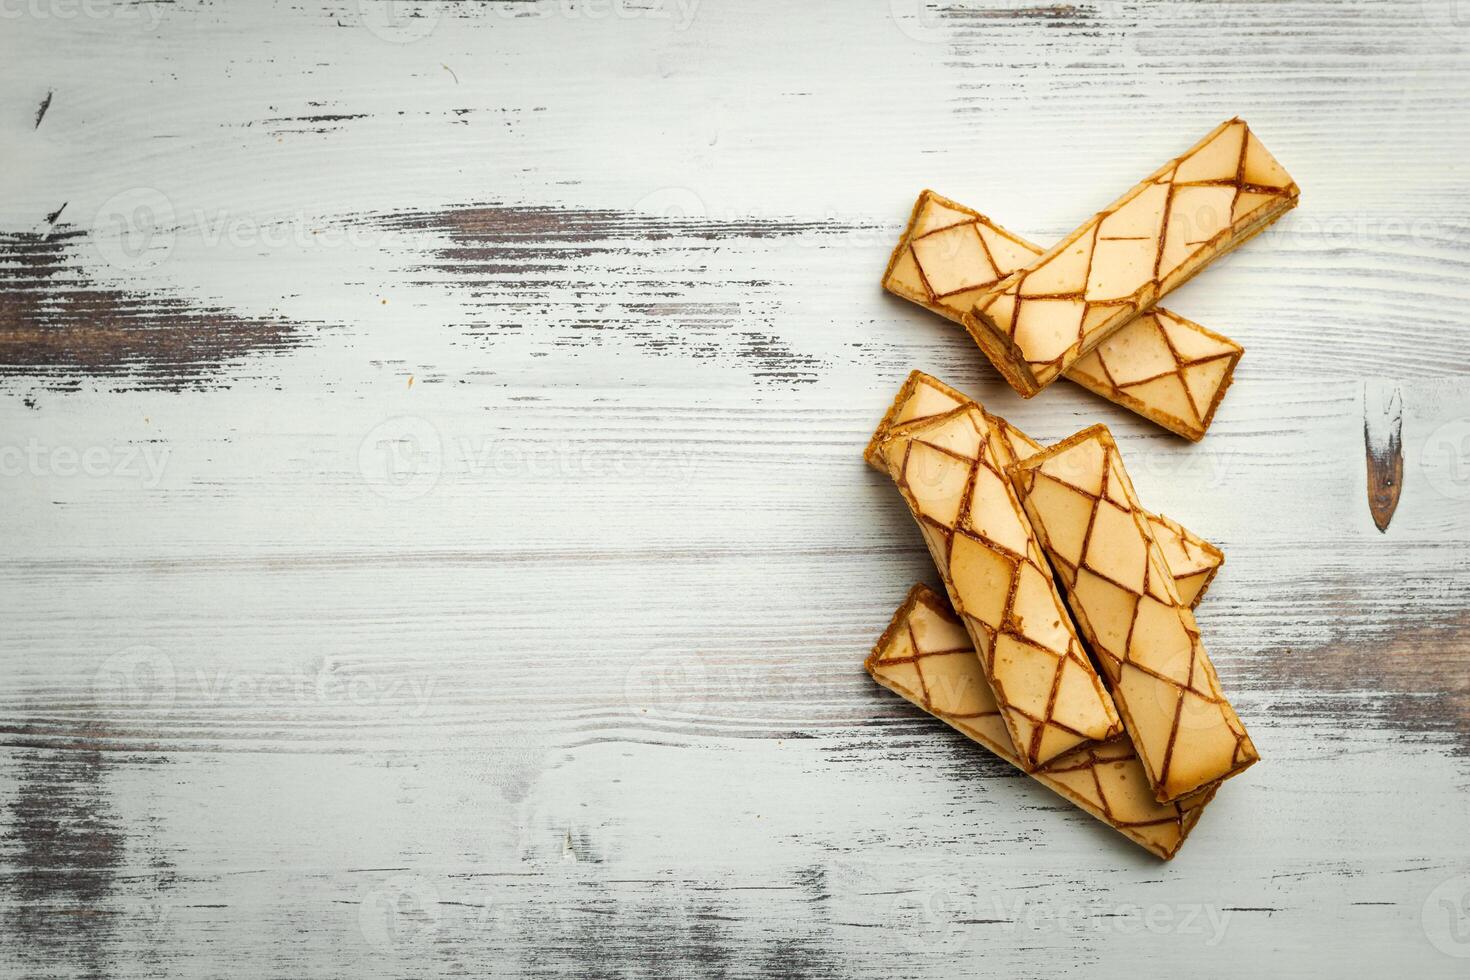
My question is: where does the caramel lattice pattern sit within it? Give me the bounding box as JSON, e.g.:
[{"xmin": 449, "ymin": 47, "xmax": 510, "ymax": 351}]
[
  {"xmin": 1063, "ymin": 310, "xmax": 1240, "ymax": 441},
  {"xmin": 878, "ymin": 404, "xmax": 1123, "ymax": 768},
  {"xmin": 864, "ymin": 370, "xmax": 1224, "ymax": 605},
  {"xmin": 966, "ymin": 119, "xmax": 1298, "ymax": 397},
  {"xmin": 865, "ymin": 584, "xmax": 1214, "ymax": 860},
  {"xmin": 883, "ymin": 190, "xmax": 1243, "ymax": 440},
  {"xmin": 1140, "ymin": 510, "xmax": 1225, "ymax": 610},
  {"xmin": 1008, "ymin": 424, "xmax": 1258, "ymax": 802}
]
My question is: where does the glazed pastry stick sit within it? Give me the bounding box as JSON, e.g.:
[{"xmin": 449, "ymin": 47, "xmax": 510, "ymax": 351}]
[
  {"xmin": 864, "ymin": 370, "xmax": 1224, "ymax": 605},
  {"xmin": 986, "ymin": 418, "xmax": 1224, "ymax": 609},
  {"xmin": 966, "ymin": 118, "xmax": 1298, "ymax": 397},
  {"xmin": 877, "ymin": 404, "xmax": 1123, "ymax": 769},
  {"xmin": 884, "ymin": 190, "xmax": 1243, "ymax": 440},
  {"xmin": 866, "ymin": 584, "xmax": 1215, "ymax": 860},
  {"xmin": 1007, "ymin": 424, "xmax": 1259, "ymax": 802}
]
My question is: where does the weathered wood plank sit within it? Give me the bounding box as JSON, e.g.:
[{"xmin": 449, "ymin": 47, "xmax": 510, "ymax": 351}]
[{"xmin": 2, "ymin": 0, "xmax": 1469, "ymax": 976}]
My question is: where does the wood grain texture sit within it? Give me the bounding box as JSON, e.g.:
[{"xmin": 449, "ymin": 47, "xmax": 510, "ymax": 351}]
[{"xmin": 2, "ymin": 0, "xmax": 1469, "ymax": 976}]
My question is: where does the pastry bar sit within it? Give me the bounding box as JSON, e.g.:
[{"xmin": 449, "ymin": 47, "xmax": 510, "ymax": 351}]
[
  {"xmin": 883, "ymin": 190, "xmax": 1243, "ymax": 440},
  {"xmin": 865, "ymin": 584, "xmax": 1215, "ymax": 860},
  {"xmin": 865, "ymin": 370, "xmax": 1224, "ymax": 605},
  {"xmin": 1066, "ymin": 311, "xmax": 1241, "ymax": 443},
  {"xmin": 965, "ymin": 118, "xmax": 1298, "ymax": 397},
  {"xmin": 1007, "ymin": 424, "xmax": 1259, "ymax": 802},
  {"xmin": 986, "ymin": 417, "xmax": 1224, "ymax": 609},
  {"xmin": 877, "ymin": 403, "xmax": 1124, "ymax": 768},
  {"xmin": 1140, "ymin": 511, "xmax": 1225, "ymax": 611}
]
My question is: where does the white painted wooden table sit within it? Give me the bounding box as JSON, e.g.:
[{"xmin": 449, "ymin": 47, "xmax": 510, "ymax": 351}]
[{"xmin": 3, "ymin": 1, "xmax": 1469, "ymax": 976}]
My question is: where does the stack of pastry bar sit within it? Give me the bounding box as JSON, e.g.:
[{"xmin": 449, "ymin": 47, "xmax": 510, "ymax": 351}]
[{"xmin": 863, "ymin": 120, "xmax": 1298, "ymax": 859}]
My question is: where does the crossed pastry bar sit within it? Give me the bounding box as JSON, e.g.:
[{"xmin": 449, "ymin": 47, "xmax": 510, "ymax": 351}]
[
  {"xmin": 866, "ymin": 584, "xmax": 1214, "ymax": 860},
  {"xmin": 877, "ymin": 402, "xmax": 1124, "ymax": 768},
  {"xmin": 1008, "ymin": 424, "xmax": 1258, "ymax": 803},
  {"xmin": 883, "ymin": 191, "xmax": 1244, "ymax": 440},
  {"xmin": 963, "ymin": 118, "xmax": 1298, "ymax": 398},
  {"xmin": 865, "ymin": 373, "xmax": 1255, "ymax": 849},
  {"xmin": 865, "ymin": 370, "xmax": 1224, "ymax": 605}
]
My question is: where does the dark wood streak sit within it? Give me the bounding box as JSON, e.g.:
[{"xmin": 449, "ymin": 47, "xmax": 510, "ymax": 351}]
[
  {"xmin": 1286, "ymin": 613, "xmax": 1470, "ymax": 753},
  {"xmin": 1363, "ymin": 383, "xmax": 1404, "ymax": 532},
  {"xmin": 371, "ymin": 202, "xmax": 863, "ymax": 246},
  {"xmin": 250, "ymin": 111, "xmax": 372, "ymax": 135},
  {"xmin": 366, "ymin": 203, "xmax": 872, "ymax": 385},
  {"xmin": 33, "ymin": 90, "xmax": 52, "ymax": 129},
  {"xmin": 2, "ymin": 740, "xmax": 121, "ymax": 979},
  {"xmin": 945, "ymin": 3, "xmax": 1091, "ymax": 21},
  {"xmin": 491, "ymin": 871, "xmax": 846, "ymax": 980},
  {"xmin": 0, "ymin": 227, "xmax": 314, "ymax": 392}
]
